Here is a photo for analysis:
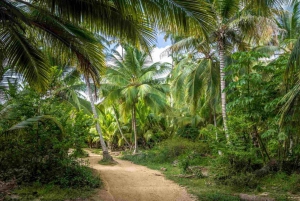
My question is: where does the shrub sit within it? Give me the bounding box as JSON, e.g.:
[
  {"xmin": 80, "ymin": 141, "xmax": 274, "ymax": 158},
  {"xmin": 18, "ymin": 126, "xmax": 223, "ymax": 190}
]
[
  {"xmin": 285, "ymin": 173, "xmax": 300, "ymax": 194},
  {"xmin": 122, "ymin": 137, "xmax": 210, "ymax": 165},
  {"xmin": 176, "ymin": 126, "xmax": 199, "ymax": 141},
  {"xmin": 226, "ymin": 172, "xmax": 258, "ymax": 189},
  {"xmin": 53, "ymin": 159, "xmax": 100, "ymax": 188}
]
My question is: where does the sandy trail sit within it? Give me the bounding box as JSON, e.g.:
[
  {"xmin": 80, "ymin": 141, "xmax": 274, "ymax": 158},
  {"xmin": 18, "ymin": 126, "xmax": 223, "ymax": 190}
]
[{"xmin": 86, "ymin": 150, "xmax": 195, "ymax": 201}]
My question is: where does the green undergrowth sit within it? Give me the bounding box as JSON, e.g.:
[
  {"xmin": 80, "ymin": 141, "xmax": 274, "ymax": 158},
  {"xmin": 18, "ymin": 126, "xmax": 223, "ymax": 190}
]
[
  {"xmin": 10, "ymin": 183, "xmax": 96, "ymax": 201},
  {"xmin": 121, "ymin": 138, "xmax": 298, "ymax": 201},
  {"xmin": 71, "ymin": 148, "xmax": 89, "ymax": 158},
  {"xmin": 3, "ymin": 162, "xmax": 101, "ymax": 201}
]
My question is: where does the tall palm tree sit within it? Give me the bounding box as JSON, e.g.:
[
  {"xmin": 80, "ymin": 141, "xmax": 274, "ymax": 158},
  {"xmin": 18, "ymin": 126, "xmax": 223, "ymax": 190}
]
[
  {"xmin": 165, "ymin": 0, "xmax": 280, "ymax": 142},
  {"xmin": 104, "ymin": 45, "xmax": 171, "ymax": 153},
  {"xmin": 209, "ymin": 0, "xmax": 281, "ymax": 142},
  {"xmin": 85, "ymin": 77, "xmax": 113, "ymax": 160},
  {"xmin": 274, "ymin": 1, "xmax": 300, "ymax": 156}
]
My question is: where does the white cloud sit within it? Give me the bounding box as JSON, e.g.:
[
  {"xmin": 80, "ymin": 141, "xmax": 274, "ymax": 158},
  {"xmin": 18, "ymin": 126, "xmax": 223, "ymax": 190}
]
[
  {"xmin": 151, "ymin": 46, "xmax": 172, "ymax": 63},
  {"xmin": 107, "ymin": 45, "xmax": 172, "ymax": 65}
]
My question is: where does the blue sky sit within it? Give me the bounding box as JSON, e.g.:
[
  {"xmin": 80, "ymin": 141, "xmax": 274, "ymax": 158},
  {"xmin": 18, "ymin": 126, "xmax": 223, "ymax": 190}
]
[{"xmin": 156, "ymin": 33, "xmax": 171, "ymax": 48}]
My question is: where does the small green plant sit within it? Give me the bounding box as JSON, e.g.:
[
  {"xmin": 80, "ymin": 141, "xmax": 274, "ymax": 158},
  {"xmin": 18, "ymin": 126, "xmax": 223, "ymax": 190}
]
[
  {"xmin": 176, "ymin": 126, "xmax": 199, "ymax": 141},
  {"xmin": 71, "ymin": 149, "xmax": 89, "ymax": 158},
  {"xmin": 200, "ymin": 192, "xmax": 240, "ymax": 201},
  {"xmin": 53, "ymin": 159, "xmax": 101, "ymax": 188},
  {"xmin": 13, "ymin": 183, "xmax": 96, "ymax": 201},
  {"xmin": 121, "ymin": 137, "xmax": 209, "ymax": 165},
  {"xmin": 179, "ymin": 157, "xmax": 190, "ymax": 173},
  {"xmin": 285, "ymin": 173, "xmax": 300, "ymax": 194}
]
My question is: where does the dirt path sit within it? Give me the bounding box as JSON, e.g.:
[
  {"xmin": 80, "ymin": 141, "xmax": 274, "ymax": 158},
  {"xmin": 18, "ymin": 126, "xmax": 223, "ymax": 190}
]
[{"xmin": 86, "ymin": 150, "xmax": 195, "ymax": 201}]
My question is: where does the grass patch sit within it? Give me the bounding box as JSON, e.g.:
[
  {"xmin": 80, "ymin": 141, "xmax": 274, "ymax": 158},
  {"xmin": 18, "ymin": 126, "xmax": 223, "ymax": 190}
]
[
  {"xmin": 12, "ymin": 183, "xmax": 96, "ymax": 201},
  {"xmin": 98, "ymin": 159, "xmax": 118, "ymax": 166}
]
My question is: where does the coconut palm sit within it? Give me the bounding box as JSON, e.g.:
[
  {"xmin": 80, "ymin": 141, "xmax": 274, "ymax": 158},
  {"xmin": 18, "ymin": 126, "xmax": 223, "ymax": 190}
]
[
  {"xmin": 104, "ymin": 45, "xmax": 171, "ymax": 153},
  {"xmin": 166, "ymin": 40, "xmax": 220, "ymax": 141},
  {"xmin": 0, "ymin": 0, "xmax": 216, "ymax": 91},
  {"xmin": 281, "ymin": 0, "xmax": 300, "ymax": 84},
  {"xmin": 211, "ymin": 0, "xmax": 282, "ymax": 141},
  {"xmin": 275, "ymin": 1, "xmax": 300, "ymax": 121},
  {"xmin": 165, "ymin": 0, "xmax": 281, "ymax": 142},
  {"xmin": 278, "ymin": 0, "xmax": 300, "ymax": 130}
]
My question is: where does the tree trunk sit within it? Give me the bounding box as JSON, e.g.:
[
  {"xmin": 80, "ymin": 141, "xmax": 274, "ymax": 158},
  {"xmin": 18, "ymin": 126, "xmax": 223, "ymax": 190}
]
[
  {"xmin": 112, "ymin": 105, "xmax": 131, "ymax": 149},
  {"xmin": 289, "ymin": 137, "xmax": 293, "ymax": 155},
  {"xmin": 213, "ymin": 108, "xmax": 218, "ymax": 140},
  {"xmin": 218, "ymin": 41, "xmax": 230, "ymax": 143},
  {"xmin": 85, "ymin": 77, "xmax": 112, "ymax": 161},
  {"xmin": 132, "ymin": 104, "xmax": 138, "ymax": 154}
]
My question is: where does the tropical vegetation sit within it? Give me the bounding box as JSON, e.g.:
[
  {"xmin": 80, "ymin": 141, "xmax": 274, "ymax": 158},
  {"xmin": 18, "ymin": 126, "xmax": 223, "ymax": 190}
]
[{"xmin": 1, "ymin": 0, "xmax": 300, "ymax": 200}]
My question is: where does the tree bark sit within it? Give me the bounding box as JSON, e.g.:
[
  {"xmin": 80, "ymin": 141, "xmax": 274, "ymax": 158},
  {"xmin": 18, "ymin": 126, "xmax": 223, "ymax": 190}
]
[
  {"xmin": 85, "ymin": 77, "xmax": 112, "ymax": 161},
  {"xmin": 112, "ymin": 105, "xmax": 131, "ymax": 149},
  {"xmin": 213, "ymin": 108, "xmax": 218, "ymax": 140},
  {"xmin": 132, "ymin": 104, "xmax": 138, "ymax": 154},
  {"xmin": 218, "ymin": 41, "xmax": 230, "ymax": 143}
]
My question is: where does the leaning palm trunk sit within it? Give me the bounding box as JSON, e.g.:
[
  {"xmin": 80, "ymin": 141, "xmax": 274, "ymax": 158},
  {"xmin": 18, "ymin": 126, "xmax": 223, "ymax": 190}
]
[
  {"xmin": 85, "ymin": 77, "xmax": 112, "ymax": 161},
  {"xmin": 132, "ymin": 104, "xmax": 138, "ymax": 154},
  {"xmin": 218, "ymin": 41, "xmax": 230, "ymax": 143},
  {"xmin": 112, "ymin": 105, "xmax": 131, "ymax": 149}
]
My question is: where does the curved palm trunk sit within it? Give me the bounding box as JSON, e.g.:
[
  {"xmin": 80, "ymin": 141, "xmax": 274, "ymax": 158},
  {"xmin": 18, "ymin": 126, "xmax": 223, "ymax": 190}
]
[
  {"xmin": 218, "ymin": 42, "xmax": 230, "ymax": 143},
  {"xmin": 132, "ymin": 104, "xmax": 138, "ymax": 154},
  {"xmin": 85, "ymin": 77, "xmax": 112, "ymax": 161},
  {"xmin": 112, "ymin": 105, "xmax": 131, "ymax": 149}
]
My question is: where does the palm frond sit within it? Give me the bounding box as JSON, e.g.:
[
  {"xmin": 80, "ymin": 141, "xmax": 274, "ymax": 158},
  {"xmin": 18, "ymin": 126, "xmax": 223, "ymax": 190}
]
[
  {"xmin": 287, "ymin": 37, "xmax": 300, "ymax": 80},
  {"xmin": 9, "ymin": 115, "xmax": 65, "ymax": 135},
  {"xmin": 0, "ymin": 26, "xmax": 50, "ymax": 91}
]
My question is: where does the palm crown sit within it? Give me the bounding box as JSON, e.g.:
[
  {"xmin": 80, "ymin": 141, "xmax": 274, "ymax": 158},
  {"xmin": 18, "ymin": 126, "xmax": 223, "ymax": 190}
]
[{"xmin": 104, "ymin": 45, "xmax": 171, "ymax": 153}]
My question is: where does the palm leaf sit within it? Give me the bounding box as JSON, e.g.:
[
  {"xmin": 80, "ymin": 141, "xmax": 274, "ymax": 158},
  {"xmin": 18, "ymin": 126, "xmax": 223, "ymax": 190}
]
[
  {"xmin": 0, "ymin": 26, "xmax": 50, "ymax": 91},
  {"xmin": 9, "ymin": 115, "xmax": 65, "ymax": 135}
]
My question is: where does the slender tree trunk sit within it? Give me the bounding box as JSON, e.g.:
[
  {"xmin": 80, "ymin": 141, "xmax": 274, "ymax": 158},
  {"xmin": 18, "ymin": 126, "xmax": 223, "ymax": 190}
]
[
  {"xmin": 218, "ymin": 41, "xmax": 230, "ymax": 143},
  {"xmin": 85, "ymin": 77, "xmax": 112, "ymax": 161},
  {"xmin": 213, "ymin": 109, "xmax": 218, "ymax": 141},
  {"xmin": 132, "ymin": 104, "xmax": 138, "ymax": 154},
  {"xmin": 289, "ymin": 137, "xmax": 293, "ymax": 155},
  {"xmin": 112, "ymin": 105, "xmax": 131, "ymax": 149}
]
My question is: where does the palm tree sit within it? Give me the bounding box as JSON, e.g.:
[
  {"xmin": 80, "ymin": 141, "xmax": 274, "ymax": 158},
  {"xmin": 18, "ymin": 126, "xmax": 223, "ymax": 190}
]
[
  {"xmin": 85, "ymin": 77, "xmax": 113, "ymax": 160},
  {"xmin": 210, "ymin": 0, "xmax": 282, "ymax": 142},
  {"xmin": 0, "ymin": 0, "xmax": 219, "ymax": 161},
  {"xmin": 171, "ymin": 54, "xmax": 220, "ymax": 133},
  {"xmin": 0, "ymin": 0, "xmax": 215, "ymax": 90},
  {"xmin": 104, "ymin": 45, "xmax": 171, "ymax": 153},
  {"xmin": 165, "ymin": 0, "xmax": 280, "ymax": 142},
  {"xmin": 281, "ymin": 0, "xmax": 300, "ymax": 84},
  {"xmin": 100, "ymin": 97, "xmax": 132, "ymax": 149},
  {"xmin": 274, "ymin": 0, "xmax": 300, "ymax": 157}
]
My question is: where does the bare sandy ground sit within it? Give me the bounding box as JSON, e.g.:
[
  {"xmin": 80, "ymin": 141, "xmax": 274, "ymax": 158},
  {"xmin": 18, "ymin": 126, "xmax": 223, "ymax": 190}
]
[{"xmin": 86, "ymin": 150, "xmax": 195, "ymax": 201}]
